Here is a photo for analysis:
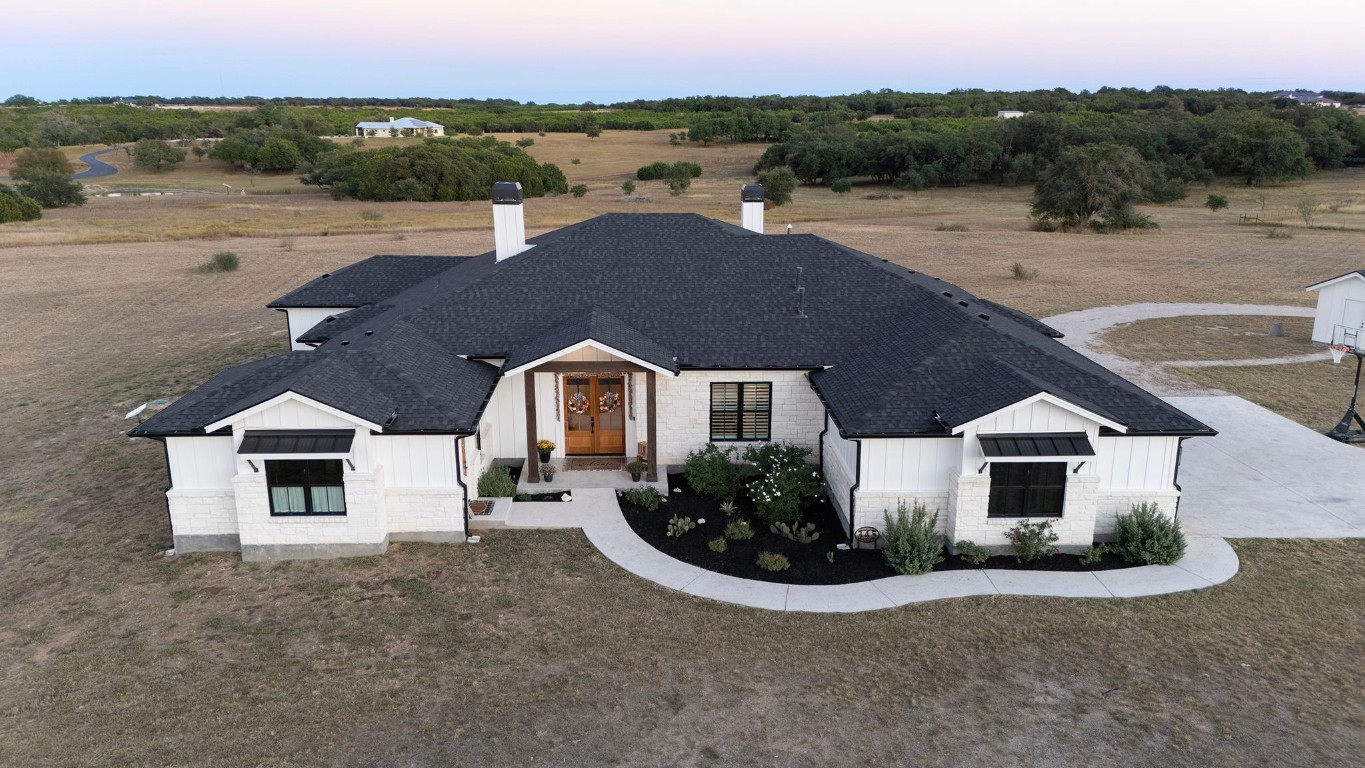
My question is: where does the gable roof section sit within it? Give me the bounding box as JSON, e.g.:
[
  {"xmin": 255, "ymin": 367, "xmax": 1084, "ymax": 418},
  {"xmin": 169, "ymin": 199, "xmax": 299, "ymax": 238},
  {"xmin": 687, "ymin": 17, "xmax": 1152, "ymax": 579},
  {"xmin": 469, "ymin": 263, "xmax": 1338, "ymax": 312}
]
[
  {"xmin": 268, "ymin": 255, "xmax": 470, "ymax": 309},
  {"xmin": 132, "ymin": 326, "xmax": 500, "ymax": 437},
  {"xmin": 809, "ymin": 301, "xmax": 1208, "ymax": 438},
  {"xmin": 502, "ymin": 306, "xmax": 679, "ymax": 374},
  {"xmin": 1306, "ymin": 270, "xmax": 1365, "ymax": 292}
]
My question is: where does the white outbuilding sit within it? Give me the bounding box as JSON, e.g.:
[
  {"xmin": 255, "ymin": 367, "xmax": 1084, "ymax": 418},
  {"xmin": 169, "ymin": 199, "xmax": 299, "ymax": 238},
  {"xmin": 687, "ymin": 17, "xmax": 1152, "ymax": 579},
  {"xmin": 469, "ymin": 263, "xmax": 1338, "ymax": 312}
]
[{"xmin": 1307, "ymin": 271, "xmax": 1365, "ymax": 347}]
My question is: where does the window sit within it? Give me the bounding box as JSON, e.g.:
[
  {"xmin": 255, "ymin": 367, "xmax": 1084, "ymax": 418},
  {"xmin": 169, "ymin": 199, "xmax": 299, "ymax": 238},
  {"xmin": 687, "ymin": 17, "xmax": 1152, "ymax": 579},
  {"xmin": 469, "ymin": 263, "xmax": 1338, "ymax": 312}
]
[
  {"xmin": 710, "ymin": 382, "xmax": 772, "ymax": 441},
  {"xmin": 266, "ymin": 460, "xmax": 346, "ymax": 516},
  {"xmin": 988, "ymin": 462, "xmax": 1066, "ymax": 518}
]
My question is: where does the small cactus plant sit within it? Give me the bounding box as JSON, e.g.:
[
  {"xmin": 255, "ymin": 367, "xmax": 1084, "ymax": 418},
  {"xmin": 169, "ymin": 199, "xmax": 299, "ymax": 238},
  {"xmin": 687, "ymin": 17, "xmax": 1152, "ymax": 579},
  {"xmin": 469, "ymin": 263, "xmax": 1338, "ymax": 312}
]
[
  {"xmin": 666, "ymin": 515, "xmax": 696, "ymax": 538},
  {"xmin": 769, "ymin": 521, "xmax": 819, "ymax": 544}
]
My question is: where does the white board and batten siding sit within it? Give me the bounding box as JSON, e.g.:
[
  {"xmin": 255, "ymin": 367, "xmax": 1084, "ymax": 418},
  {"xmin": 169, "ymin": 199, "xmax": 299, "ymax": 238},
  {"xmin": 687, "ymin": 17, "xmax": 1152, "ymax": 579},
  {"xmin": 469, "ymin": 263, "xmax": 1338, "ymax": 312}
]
[
  {"xmin": 283, "ymin": 307, "xmax": 352, "ymax": 351},
  {"xmin": 166, "ymin": 436, "xmax": 236, "ymax": 490},
  {"xmin": 1309, "ymin": 277, "xmax": 1365, "ymax": 345},
  {"xmin": 958, "ymin": 399, "xmax": 1099, "ymax": 475}
]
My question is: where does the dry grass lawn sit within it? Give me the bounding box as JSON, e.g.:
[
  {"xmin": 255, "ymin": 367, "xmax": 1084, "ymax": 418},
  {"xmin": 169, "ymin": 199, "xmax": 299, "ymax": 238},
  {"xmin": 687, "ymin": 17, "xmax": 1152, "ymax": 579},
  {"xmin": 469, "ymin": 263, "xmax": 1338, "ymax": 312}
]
[
  {"xmin": 1100, "ymin": 315, "xmax": 1319, "ymax": 362},
  {"xmin": 1178, "ymin": 360, "xmax": 1363, "ymax": 435},
  {"xmin": 2, "ymin": 135, "xmax": 1365, "ymax": 764}
]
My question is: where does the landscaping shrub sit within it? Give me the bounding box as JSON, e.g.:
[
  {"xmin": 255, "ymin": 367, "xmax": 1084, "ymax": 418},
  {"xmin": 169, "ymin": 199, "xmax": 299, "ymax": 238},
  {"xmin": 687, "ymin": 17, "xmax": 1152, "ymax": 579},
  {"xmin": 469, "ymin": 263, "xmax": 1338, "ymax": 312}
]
[
  {"xmin": 624, "ymin": 485, "xmax": 662, "ymax": 512},
  {"xmin": 198, "ymin": 251, "xmax": 240, "ymax": 273},
  {"xmin": 707, "ymin": 536, "xmax": 727, "ymax": 553},
  {"xmin": 723, "ymin": 519, "xmax": 754, "ymax": 541},
  {"xmin": 1004, "ymin": 519, "xmax": 1059, "ymax": 562},
  {"xmin": 882, "ymin": 501, "xmax": 944, "ymax": 575},
  {"xmin": 1113, "ymin": 502, "xmax": 1186, "ymax": 565},
  {"xmin": 477, "ymin": 465, "xmax": 517, "ymax": 497},
  {"xmin": 955, "ymin": 539, "xmax": 990, "ymax": 567},
  {"xmin": 743, "ymin": 442, "xmax": 822, "ymax": 525},
  {"xmin": 755, "ymin": 551, "xmax": 790, "ymax": 572},
  {"xmin": 1079, "ymin": 542, "xmax": 1109, "ymax": 565},
  {"xmin": 769, "ymin": 521, "xmax": 819, "ymax": 544},
  {"xmin": 684, "ymin": 443, "xmax": 743, "ymax": 502},
  {"xmin": 666, "ymin": 515, "xmax": 696, "ymax": 538}
]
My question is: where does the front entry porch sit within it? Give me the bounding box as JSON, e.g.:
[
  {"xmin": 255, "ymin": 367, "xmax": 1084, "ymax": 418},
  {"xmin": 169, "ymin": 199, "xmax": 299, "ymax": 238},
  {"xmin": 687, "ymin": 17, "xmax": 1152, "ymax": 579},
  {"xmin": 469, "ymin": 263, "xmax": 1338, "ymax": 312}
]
[{"xmin": 525, "ymin": 362, "xmax": 659, "ymax": 483}]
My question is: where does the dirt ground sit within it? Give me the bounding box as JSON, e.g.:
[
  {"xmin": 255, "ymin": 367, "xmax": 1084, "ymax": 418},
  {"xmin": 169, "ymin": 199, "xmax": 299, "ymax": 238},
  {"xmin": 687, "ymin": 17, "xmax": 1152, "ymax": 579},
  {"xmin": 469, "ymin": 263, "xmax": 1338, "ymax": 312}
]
[{"xmin": 2, "ymin": 138, "xmax": 1364, "ymax": 765}]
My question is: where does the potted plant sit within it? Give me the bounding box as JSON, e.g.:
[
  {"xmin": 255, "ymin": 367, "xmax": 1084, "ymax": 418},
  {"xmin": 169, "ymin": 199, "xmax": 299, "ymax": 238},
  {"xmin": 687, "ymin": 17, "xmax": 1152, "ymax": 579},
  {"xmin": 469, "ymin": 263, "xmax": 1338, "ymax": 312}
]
[
  {"xmin": 540, "ymin": 463, "xmax": 556, "ymax": 482},
  {"xmin": 626, "ymin": 460, "xmax": 646, "ymax": 482},
  {"xmin": 536, "ymin": 439, "xmax": 555, "ymax": 463}
]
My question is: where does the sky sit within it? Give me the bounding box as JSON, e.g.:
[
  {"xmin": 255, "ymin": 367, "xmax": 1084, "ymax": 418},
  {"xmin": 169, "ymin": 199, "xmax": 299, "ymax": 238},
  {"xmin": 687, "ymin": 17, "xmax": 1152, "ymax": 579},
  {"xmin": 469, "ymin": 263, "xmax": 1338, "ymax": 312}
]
[{"xmin": 3, "ymin": 0, "xmax": 1361, "ymax": 101}]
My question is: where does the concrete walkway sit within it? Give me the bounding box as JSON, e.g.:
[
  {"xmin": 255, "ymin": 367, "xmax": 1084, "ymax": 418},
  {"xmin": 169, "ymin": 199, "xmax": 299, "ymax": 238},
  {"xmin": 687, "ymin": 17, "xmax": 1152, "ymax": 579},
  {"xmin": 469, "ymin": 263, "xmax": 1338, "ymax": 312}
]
[
  {"xmin": 491, "ymin": 487, "xmax": 1240, "ymax": 612},
  {"xmin": 1043, "ymin": 303, "xmax": 1316, "ymax": 394}
]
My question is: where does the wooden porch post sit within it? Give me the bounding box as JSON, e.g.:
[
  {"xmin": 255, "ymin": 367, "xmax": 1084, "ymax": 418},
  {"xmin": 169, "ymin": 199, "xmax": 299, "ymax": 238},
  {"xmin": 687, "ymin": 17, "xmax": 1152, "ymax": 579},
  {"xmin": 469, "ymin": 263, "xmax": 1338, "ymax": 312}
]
[
  {"xmin": 525, "ymin": 371, "xmax": 539, "ymax": 483},
  {"xmin": 646, "ymin": 371, "xmax": 658, "ymax": 482}
]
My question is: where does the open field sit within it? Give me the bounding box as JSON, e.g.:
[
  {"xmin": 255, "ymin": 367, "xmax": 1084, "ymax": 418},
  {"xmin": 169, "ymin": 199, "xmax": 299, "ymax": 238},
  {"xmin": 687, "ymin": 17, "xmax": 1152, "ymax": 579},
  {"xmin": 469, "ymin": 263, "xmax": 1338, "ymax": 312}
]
[
  {"xmin": 2, "ymin": 132, "xmax": 1365, "ymax": 764},
  {"xmin": 1178, "ymin": 361, "xmax": 1362, "ymax": 436}
]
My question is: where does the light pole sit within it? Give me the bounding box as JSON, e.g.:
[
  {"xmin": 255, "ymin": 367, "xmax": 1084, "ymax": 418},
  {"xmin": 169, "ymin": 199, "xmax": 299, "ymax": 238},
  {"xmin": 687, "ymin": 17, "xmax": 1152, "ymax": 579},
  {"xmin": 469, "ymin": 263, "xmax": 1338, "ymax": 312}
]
[{"xmin": 1328, "ymin": 344, "xmax": 1365, "ymax": 443}]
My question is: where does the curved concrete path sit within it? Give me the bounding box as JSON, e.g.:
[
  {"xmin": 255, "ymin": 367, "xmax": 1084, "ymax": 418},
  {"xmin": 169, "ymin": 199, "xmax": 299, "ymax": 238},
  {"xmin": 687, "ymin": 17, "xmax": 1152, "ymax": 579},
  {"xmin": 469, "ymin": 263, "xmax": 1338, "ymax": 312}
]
[
  {"xmin": 1043, "ymin": 303, "xmax": 1317, "ymax": 394},
  {"xmin": 74, "ymin": 147, "xmax": 118, "ymax": 180},
  {"xmin": 498, "ymin": 488, "xmax": 1240, "ymax": 613}
]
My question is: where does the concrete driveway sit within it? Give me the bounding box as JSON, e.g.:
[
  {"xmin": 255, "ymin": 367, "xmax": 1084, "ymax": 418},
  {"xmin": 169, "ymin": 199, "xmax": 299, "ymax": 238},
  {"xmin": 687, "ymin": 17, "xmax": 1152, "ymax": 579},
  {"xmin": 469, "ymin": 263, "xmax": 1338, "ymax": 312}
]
[{"xmin": 1166, "ymin": 395, "xmax": 1365, "ymax": 538}]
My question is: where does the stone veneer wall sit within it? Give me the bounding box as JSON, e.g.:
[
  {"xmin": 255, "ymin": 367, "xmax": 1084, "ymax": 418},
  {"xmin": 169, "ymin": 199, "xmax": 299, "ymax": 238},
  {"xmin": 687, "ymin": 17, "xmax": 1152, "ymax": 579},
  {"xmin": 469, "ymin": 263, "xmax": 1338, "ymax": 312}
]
[
  {"xmin": 235, "ymin": 467, "xmax": 390, "ymax": 561},
  {"xmin": 948, "ymin": 471, "xmax": 1102, "ymax": 552},
  {"xmin": 654, "ymin": 370, "xmax": 824, "ymax": 466},
  {"xmin": 851, "ymin": 491, "xmax": 952, "ymax": 536},
  {"xmin": 167, "ymin": 489, "xmax": 239, "ymax": 552},
  {"xmin": 1095, "ymin": 491, "xmax": 1182, "ymax": 539},
  {"xmin": 386, "ymin": 489, "xmax": 466, "ymax": 543}
]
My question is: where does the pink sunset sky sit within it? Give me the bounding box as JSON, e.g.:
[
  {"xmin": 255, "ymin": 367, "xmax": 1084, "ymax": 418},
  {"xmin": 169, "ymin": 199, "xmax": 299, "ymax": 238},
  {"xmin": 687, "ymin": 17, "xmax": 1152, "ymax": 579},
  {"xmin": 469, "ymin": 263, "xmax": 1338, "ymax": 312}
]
[{"xmin": 5, "ymin": 0, "xmax": 1361, "ymax": 100}]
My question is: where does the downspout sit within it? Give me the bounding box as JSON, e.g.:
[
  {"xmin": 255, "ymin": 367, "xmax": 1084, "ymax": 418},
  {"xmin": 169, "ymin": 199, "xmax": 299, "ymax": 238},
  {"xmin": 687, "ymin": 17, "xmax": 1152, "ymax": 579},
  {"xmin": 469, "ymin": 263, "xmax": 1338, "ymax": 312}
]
[
  {"xmin": 157, "ymin": 437, "xmax": 173, "ymax": 550},
  {"xmin": 1171, "ymin": 436, "xmax": 1186, "ymax": 522},
  {"xmin": 454, "ymin": 436, "xmax": 471, "ymax": 539},
  {"xmin": 848, "ymin": 438, "xmax": 861, "ymax": 543}
]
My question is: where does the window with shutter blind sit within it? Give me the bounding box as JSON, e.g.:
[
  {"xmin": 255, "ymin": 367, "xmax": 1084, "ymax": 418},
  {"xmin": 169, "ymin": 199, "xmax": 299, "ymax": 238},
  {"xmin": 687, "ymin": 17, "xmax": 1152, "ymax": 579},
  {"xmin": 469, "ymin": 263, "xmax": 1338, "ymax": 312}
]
[{"xmin": 710, "ymin": 382, "xmax": 772, "ymax": 441}]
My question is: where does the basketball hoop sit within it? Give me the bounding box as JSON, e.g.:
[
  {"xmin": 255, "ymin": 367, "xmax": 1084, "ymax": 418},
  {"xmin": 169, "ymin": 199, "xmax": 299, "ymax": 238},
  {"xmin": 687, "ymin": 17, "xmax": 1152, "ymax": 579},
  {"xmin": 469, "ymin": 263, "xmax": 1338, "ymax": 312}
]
[{"xmin": 1330, "ymin": 344, "xmax": 1350, "ymax": 365}]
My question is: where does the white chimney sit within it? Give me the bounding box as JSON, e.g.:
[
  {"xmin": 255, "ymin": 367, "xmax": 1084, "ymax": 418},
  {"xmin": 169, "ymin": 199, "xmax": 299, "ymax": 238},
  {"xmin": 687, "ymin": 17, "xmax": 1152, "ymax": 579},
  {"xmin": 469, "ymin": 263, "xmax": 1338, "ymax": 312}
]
[
  {"xmin": 492, "ymin": 181, "xmax": 530, "ymax": 261},
  {"xmin": 740, "ymin": 184, "xmax": 765, "ymax": 234}
]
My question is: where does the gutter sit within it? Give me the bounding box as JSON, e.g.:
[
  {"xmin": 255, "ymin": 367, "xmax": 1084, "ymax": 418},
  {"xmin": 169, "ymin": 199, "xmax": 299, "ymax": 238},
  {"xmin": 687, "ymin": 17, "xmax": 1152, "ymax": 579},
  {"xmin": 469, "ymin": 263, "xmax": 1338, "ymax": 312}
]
[
  {"xmin": 1172, "ymin": 436, "xmax": 1186, "ymax": 522},
  {"xmin": 156, "ymin": 437, "xmax": 173, "ymax": 549},
  {"xmin": 848, "ymin": 438, "xmax": 861, "ymax": 544}
]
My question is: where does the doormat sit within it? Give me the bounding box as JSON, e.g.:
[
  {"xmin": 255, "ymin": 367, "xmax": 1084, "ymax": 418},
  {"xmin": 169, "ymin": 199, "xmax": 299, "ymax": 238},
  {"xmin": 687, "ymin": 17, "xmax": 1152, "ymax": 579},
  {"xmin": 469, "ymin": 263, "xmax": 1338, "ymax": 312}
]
[{"xmin": 564, "ymin": 457, "xmax": 626, "ymax": 471}]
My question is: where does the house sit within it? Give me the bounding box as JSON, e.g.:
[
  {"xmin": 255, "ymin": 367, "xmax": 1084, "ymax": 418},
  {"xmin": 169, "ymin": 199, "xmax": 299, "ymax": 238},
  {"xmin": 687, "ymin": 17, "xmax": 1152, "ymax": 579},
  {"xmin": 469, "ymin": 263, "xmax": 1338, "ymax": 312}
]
[
  {"xmin": 130, "ymin": 183, "xmax": 1214, "ymax": 561},
  {"xmin": 1272, "ymin": 90, "xmax": 1343, "ymax": 108},
  {"xmin": 1307, "ymin": 271, "xmax": 1365, "ymax": 347},
  {"xmin": 353, "ymin": 117, "xmax": 445, "ymax": 138},
  {"xmin": 996, "ymin": 110, "xmax": 1027, "ymax": 119}
]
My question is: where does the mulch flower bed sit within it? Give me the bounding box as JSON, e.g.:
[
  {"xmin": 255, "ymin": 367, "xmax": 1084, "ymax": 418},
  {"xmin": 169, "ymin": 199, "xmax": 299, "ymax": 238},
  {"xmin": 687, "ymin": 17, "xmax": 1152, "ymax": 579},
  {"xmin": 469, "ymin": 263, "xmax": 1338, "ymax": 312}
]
[
  {"xmin": 619, "ymin": 475, "xmax": 1133, "ymax": 586},
  {"xmin": 515, "ymin": 492, "xmax": 569, "ymax": 502}
]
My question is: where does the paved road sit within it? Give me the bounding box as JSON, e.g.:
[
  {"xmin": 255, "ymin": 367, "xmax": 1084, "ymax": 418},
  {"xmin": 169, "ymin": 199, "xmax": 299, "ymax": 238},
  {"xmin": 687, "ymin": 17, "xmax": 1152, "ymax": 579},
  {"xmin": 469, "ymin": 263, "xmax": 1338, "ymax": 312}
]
[
  {"xmin": 73, "ymin": 148, "xmax": 118, "ymax": 180},
  {"xmin": 1169, "ymin": 395, "xmax": 1365, "ymax": 538}
]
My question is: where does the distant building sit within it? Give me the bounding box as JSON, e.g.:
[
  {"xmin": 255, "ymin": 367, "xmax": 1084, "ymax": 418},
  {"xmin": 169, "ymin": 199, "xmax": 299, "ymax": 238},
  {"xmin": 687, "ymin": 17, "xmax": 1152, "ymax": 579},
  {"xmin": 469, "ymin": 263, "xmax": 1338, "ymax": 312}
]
[
  {"xmin": 1272, "ymin": 90, "xmax": 1343, "ymax": 108},
  {"xmin": 996, "ymin": 110, "xmax": 1027, "ymax": 119},
  {"xmin": 354, "ymin": 117, "xmax": 445, "ymax": 138}
]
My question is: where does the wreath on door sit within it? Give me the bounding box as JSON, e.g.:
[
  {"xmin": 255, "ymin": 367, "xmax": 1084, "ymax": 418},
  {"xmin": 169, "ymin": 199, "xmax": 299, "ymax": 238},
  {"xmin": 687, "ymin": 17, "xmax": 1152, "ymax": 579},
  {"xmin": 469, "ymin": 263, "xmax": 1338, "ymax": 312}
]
[
  {"xmin": 598, "ymin": 391, "xmax": 621, "ymax": 413},
  {"xmin": 566, "ymin": 391, "xmax": 590, "ymax": 415}
]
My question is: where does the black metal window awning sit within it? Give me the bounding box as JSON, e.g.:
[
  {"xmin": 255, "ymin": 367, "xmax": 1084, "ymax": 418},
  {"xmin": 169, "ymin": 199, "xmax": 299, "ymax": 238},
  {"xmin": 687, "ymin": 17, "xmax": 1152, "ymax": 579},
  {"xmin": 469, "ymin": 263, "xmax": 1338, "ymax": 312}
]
[
  {"xmin": 978, "ymin": 432, "xmax": 1095, "ymax": 458},
  {"xmin": 238, "ymin": 429, "xmax": 355, "ymax": 455}
]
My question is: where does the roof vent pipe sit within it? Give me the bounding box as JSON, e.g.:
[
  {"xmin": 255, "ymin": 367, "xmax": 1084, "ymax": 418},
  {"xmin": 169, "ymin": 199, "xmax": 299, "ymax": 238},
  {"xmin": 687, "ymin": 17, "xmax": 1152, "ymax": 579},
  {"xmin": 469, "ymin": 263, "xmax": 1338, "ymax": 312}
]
[
  {"xmin": 492, "ymin": 181, "xmax": 529, "ymax": 261},
  {"xmin": 740, "ymin": 184, "xmax": 765, "ymax": 234}
]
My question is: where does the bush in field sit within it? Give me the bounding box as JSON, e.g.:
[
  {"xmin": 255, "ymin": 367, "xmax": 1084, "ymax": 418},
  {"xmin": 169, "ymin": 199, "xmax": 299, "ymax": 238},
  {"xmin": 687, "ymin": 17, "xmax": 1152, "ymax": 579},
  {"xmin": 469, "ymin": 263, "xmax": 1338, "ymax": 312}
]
[
  {"xmin": 636, "ymin": 160, "xmax": 701, "ymax": 181},
  {"xmin": 0, "ymin": 184, "xmax": 43, "ymax": 223},
  {"xmin": 515, "ymin": 137, "xmax": 535, "ymax": 148},
  {"xmin": 743, "ymin": 442, "xmax": 822, "ymax": 525},
  {"xmin": 12, "ymin": 147, "xmax": 72, "ymax": 177},
  {"xmin": 570, "ymin": 184, "xmax": 588, "ymax": 197},
  {"xmin": 830, "ymin": 177, "xmax": 851, "ymax": 194},
  {"xmin": 684, "ymin": 443, "xmax": 744, "ymax": 502},
  {"xmin": 15, "ymin": 170, "xmax": 84, "ymax": 208},
  {"xmin": 882, "ymin": 501, "xmax": 944, "ymax": 575},
  {"xmin": 621, "ymin": 180, "xmax": 636, "ymax": 195},
  {"xmin": 132, "ymin": 138, "xmax": 186, "ymax": 172},
  {"xmin": 1205, "ymin": 193, "xmax": 1229, "ymax": 212},
  {"xmin": 198, "ymin": 251, "xmax": 239, "ymax": 273},
  {"xmin": 477, "ymin": 465, "xmax": 517, "ymax": 497},
  {"xmin": 1113, "ymin": 502, "xmax": 1186, "ymax": 565},
  {"xmin": 1030, "ymin": 143, "xmax": 1152, "ymax": 231},
  {"xmin": 756, "ymin": 166, "xmax": 797, "ymax": 206}
]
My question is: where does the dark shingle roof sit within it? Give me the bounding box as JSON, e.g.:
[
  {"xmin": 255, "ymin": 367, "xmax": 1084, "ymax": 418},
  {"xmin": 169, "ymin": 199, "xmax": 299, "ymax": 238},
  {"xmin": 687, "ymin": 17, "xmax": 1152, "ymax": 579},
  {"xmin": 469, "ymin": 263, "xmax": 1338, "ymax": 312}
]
[
  {"xmin": 267, "ymin": 255, "xmax": 470, "ymax": 308},
  {"xmin": 138, "ymin": 212, "xmax": 1211, "ymax": 440},
  {"xmin": 132, "ymin": 325, "xmax": 499, "ymax": 436},
  {"xmin": 503, "ymin": 306, "xmax": 678, "ymax": 373}
]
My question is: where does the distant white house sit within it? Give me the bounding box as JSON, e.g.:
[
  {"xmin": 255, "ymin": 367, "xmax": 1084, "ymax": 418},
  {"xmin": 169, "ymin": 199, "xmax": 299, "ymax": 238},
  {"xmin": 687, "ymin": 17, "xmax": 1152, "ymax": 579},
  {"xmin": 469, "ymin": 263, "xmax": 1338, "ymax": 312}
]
[
  {"xmin": 354, "ymin": 117, "xmax": 445, "ymax": 138},
  {"xmin": 1272, "ymin": 90, "xmax": 1343, "ymax": 108},
  {"xmin": 996, "ymin": 110, "xmax": 1027, "ymax": 119},
  {"xmin": 1307, "ymin": 271, "xmax": 1365, "ymax": 347}
]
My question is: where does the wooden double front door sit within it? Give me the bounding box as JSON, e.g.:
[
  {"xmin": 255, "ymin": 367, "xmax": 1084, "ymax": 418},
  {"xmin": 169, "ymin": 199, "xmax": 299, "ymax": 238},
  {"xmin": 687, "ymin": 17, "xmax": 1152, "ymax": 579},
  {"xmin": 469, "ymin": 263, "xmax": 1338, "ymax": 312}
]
[{"xmin": 563, "ymin": 375, "xmax": 626, "ymax": 455}]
